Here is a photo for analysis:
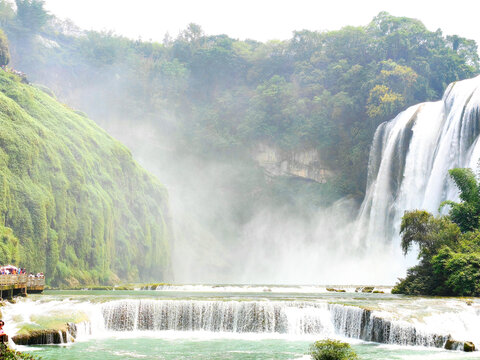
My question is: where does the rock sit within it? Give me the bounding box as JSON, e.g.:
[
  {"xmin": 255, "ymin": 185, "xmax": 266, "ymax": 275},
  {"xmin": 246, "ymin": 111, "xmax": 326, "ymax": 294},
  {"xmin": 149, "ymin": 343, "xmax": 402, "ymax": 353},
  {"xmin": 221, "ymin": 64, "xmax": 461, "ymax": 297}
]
[
  {"xmin": 12, "ymin": 322, "xmax": 78, "ymax": 345},
  {"xmin": 326, "ymin": 288, "xmax": 346, "ymax": 292},
  {"xmin": 252, "ymin": 143, "xmax": 332, "ymax": 184},
  {"xmin": 362, "ymin": 287, "xmax": 374, "ymax": 293},
  {"xmin": 464, "ymin": 341, "xmax": 475, "ymax": 352},
  {"xmin": 465, "ymin": 299, "xmax": 473, "ymax": 306},
  {"xmin": 13, "ymin": 329, "xmax": 67, "ymax": 345},
  {"xmin": 444, "ymin": 336, "xmax": 463, "ymax": 351},
  {"xmin": 372, "ymin": 290, "xmax": 384, "ymax": 294},
  {"xmin": 67, "ymin": 323, "xmax": 77, "ymax": 339}
]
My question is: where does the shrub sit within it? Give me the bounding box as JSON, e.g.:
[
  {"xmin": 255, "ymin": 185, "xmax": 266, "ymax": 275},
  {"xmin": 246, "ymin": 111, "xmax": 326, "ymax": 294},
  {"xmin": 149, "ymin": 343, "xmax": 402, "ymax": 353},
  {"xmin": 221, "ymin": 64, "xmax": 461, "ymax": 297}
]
[
  {"xmin": 310, "ymin": 339, "xmax": 359, "ymax": 360},
  {"xmin": 0, "ymin": 343, "xmax": 41, "ymax": 359}
]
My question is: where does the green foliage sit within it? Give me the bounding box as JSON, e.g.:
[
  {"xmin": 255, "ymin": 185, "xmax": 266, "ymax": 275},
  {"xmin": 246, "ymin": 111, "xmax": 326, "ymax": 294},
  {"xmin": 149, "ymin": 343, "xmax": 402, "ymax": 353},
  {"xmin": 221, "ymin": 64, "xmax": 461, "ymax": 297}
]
[
  {"xmin": 0, "ymin": 28, "xmax": 9, "ymax": 66},
  {"xmin": 440, "ymin": 168, "xmax": 480, "ymax": 232},
  {"xmin": 0, "ymin": 8, "xmax": 478, "ymax": 261},
  {"xmin": 0, "ymin": 226, "xmax": 19, "ymax": 264},
  {"xmin": 0, "ymin": 9, "xmax": 476, "ymax": 200},
  {"xmin": 0, "ymin": 70, "xmax": 172, "ymax": 286},
  {"xmin": 0, "ymin": 343, "xmax": 41, "ymax": 359},
  {"xmin": 394, "ymin": 168, "xmax": 480, "ymax": 296},
  {"xmin": 14, "ymin": 0, "xmax": 48, "ymax": 34},
  {"xmin": 309, "ymin": 339, "xmax": 358, "ymax": 360}
]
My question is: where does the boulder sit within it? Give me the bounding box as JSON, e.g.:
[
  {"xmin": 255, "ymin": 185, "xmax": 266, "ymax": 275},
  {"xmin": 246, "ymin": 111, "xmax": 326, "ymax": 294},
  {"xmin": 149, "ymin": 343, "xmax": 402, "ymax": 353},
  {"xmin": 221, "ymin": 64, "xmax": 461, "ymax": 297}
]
[
  {"xmin": 464, "ymin": 341, "xmax": 475, "ymax": 352},
  {"xmin": 13, "ymin": 329, "xmax": 66, "ymax": 345},
  {"xmin": 444, "ymin": 337, "xmax": 463, "ymax": 351},
  {"xmin": 362, "ymin": 287, "xmax": 374, "ymax": 293}
]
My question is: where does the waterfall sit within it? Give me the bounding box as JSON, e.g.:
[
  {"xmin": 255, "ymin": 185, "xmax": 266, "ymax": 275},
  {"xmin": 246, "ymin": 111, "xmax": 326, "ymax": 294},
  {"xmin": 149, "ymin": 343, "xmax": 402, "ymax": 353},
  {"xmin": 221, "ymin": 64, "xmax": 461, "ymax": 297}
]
[
  {"xmin": 357, "ymin": 75, "xmax": 480, "ymax": 246},
  {"xmin": 330, "ymin": 305, "xmax": 447, "ymax": 347},
  {"xmin": 4, "ymin": 297, "xmax": 479, "ymax": 349},
  {"xmin": 101, "ymin": 300, "xmax": 332, "ymax": 336},
  {"xmin": 98, "ymin": 300, "xmax": 458, "ymax": 349}
]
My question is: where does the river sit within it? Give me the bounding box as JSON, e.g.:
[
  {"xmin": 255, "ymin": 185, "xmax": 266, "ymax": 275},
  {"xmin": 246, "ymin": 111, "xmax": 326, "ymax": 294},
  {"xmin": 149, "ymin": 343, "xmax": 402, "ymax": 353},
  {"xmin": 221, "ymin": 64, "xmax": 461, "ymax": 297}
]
[{"xmin": 2, "ymin": 285, "xmax": 479, "ymax": 359}]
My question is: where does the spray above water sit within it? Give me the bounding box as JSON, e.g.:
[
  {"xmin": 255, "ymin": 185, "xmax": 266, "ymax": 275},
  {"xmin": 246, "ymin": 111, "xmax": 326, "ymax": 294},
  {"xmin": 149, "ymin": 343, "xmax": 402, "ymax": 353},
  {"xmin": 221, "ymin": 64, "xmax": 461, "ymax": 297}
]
[{"xmin": 238, "ymin": 75, "xmax": 480, "ymax": 285}]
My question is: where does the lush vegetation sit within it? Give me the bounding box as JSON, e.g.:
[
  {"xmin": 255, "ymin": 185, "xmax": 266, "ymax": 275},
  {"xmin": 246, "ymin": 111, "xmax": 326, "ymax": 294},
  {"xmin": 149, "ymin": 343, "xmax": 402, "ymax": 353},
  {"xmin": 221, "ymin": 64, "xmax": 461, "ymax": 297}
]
[
  {"xmin": 0, "ymin": 62, "xmax": 172, "ymax": 286},
  {"xmin": 310, "ymin": 339, "xmax": 358, "ymax": 360},
  {"xmin": 0, "ymin": 1, "xmax": 479, "ymax": 280},
  {"xmin": 393, "ymin": 168, "xmax": 480, "ymax": 296},
  {"xmin": 0, "ymin": 1, "xmax": 477, "ymax": 199},
  {"xmin": 0, "ymin": 343, "xmax": 40, "ymax": 360}
]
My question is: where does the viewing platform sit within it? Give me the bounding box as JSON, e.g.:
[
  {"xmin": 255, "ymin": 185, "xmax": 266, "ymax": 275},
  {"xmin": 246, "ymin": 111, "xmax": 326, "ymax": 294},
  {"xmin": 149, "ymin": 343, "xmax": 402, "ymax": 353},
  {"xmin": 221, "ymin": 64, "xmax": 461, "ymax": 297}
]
[{"xmin": 0, "ymin": 275, "xmax": 45, "ymax": 300}]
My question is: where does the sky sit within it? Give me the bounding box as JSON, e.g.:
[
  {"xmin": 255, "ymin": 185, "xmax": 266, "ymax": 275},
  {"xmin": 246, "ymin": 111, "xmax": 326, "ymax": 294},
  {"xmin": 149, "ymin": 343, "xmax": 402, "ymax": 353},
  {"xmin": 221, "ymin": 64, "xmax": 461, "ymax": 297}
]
[{"xmin": 42, "ymin": 0, "xmax": 480, "ymax": 46}]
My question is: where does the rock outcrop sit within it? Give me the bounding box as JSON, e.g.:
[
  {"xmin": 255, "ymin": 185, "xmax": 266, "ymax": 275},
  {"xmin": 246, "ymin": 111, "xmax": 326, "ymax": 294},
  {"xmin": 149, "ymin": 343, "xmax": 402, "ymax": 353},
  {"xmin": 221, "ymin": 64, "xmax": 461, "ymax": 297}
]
[{"xmin": 252, "ymin": 143, "xmax": 332, "ymax": 183}]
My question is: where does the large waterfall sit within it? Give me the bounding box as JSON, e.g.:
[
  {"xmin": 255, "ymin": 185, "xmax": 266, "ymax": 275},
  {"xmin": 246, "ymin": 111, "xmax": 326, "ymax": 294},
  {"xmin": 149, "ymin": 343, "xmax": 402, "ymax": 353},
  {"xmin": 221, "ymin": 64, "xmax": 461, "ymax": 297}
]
[{"xmin": 357, "ymin": 75, "xmax": 480, "ymax": 246}]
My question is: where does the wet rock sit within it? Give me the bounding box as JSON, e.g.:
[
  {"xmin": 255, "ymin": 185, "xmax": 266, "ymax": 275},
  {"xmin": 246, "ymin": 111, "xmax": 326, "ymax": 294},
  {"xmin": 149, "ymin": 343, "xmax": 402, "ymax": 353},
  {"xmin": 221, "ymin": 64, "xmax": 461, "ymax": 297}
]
[
  {"xmin": 13, "ymin": 329, "xmax": 67, "ymax": 345},
  {"xmin": 67, "ymin": 323, "xmax": 77, "ymax": 339},
  {"xmin": 444, "ymin": 337, "xmax": 463, "ymax": 351},
  {"xmin": 464, "ymin": 341, "xmax": 475, "ymax": 352},
  {"xmin": 361, "ymin": 287, "xmax": 374, "ymax": 293},
  {"xmin": 326, "ymin": 288, "xmax": 346, "ymax": 292}
]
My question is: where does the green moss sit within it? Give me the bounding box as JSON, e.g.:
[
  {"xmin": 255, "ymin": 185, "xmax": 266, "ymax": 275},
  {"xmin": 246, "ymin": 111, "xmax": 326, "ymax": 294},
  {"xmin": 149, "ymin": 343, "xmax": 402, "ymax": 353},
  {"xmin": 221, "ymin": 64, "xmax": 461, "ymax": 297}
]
[{"xmin": 0, "ymin": 70, "xmax": 172, "ymax": 286}]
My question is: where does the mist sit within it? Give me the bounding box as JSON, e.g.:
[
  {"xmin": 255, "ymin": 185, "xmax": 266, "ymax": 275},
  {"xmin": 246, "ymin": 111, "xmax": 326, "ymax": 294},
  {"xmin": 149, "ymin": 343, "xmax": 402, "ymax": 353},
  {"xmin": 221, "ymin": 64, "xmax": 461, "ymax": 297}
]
[{"xmin": 4, "ymin": 7, "xmax": 476, "ymax": 286}]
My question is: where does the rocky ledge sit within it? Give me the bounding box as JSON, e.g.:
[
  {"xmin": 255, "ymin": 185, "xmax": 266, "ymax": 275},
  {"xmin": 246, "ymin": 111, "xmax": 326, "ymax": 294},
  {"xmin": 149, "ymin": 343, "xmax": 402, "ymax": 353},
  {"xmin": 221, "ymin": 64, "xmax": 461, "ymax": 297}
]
[{"xmin": 12, "ymin": 323, "xmax": 77, "ymax": 345}]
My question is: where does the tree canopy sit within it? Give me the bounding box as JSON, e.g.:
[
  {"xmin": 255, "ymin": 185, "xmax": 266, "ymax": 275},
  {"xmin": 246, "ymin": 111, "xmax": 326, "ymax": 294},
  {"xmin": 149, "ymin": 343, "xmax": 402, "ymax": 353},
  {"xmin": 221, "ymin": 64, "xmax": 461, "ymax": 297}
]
[{"xmin": 393, "ymin": 168, "xmax": 480, "ymax": 296}]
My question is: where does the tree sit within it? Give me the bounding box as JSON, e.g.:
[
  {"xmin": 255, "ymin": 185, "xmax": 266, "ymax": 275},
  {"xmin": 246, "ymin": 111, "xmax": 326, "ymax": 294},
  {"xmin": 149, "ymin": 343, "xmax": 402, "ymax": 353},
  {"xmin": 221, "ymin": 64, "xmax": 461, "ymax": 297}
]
[
  {"xmin": 0, "ymin": 28, "xmax": 9, "ymax": 66},
  {"xmin": 15, "ymin": 0, "xmax": 48, "ymax": 33},
  {"xmin": 366, "ymin": 84, "xmax": 404, "ymax": 120},
  {"xmin": 440, "ymin": 168, "xmax": 480, "ymax": 232},
  {"xmin": 394, "ymin": 168, "xmax": 480, "ymax": 296}
]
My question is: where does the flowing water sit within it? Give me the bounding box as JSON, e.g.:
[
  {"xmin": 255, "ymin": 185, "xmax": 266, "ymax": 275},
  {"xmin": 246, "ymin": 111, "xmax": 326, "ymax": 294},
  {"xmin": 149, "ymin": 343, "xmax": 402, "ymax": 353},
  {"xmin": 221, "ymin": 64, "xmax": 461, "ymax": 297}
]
[
  {"xmin": 2, "ymin": 287, "xmax": 480, "ymax": 359},
  {"xmin": 357, "ymin": 75, "xmax": 480, "ymax": 248},
  {"xmin": 5, "ymin": 71, "xmax": 480, "ymax": 360}
]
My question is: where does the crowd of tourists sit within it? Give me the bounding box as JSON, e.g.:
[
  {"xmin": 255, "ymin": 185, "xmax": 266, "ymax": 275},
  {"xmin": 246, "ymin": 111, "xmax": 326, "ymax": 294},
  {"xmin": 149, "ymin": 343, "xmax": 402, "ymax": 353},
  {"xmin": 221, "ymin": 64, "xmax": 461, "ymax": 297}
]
[
  {"xmin": 0, "ymin": 265, "xmax": 25, "ymax": 275},
  {"xmin": 0, "ymin": 265, "xmax": 44, "ymax": 278}
]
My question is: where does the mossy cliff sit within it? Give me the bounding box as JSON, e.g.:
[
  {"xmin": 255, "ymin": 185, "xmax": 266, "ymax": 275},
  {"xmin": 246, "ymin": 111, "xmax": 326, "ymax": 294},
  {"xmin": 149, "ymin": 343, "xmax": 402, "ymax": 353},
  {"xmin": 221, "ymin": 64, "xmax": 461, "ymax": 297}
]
[{"xmin": 0, "ymin": 69, "xmax": 172, "ymax": 285}]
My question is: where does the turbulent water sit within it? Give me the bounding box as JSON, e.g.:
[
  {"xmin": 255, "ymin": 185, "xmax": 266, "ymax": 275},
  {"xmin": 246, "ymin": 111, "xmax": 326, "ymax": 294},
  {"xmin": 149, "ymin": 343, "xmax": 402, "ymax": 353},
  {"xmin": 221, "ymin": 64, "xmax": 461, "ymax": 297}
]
[
  {"xmin": 358, "ymin": 75, "xmax": 480, "ymax": 247},
  {"xmin": 3, "ymin": 288, "xmax": 480, "ymax": 359}
]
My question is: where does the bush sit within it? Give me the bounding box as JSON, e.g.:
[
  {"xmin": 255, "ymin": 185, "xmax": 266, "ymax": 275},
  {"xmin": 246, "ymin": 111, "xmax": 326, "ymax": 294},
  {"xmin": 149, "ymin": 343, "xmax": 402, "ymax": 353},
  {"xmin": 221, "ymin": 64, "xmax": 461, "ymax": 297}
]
[
  {"xmin": 0, "ymin": 343, "xmax": 41, "ymax": 359},
  {"xmin": 310, "ymin": 339, "xmax": 359, "ymax": 360}
]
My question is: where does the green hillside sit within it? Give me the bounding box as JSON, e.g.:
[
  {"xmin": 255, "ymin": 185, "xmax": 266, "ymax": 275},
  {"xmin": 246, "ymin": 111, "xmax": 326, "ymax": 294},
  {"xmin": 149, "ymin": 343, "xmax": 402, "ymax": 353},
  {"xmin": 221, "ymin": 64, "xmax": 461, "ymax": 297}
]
[{"xmin": 0, "ymin": 69, "xmax": 172, "ymax": 286}]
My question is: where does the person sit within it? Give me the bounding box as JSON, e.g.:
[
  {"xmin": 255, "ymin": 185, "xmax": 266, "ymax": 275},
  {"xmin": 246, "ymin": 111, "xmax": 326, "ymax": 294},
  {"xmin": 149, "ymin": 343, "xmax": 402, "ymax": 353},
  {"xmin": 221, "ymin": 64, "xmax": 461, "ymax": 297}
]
[{"xmin": 0, "ymin": 320, "xmax": 7, "ymax": 343}]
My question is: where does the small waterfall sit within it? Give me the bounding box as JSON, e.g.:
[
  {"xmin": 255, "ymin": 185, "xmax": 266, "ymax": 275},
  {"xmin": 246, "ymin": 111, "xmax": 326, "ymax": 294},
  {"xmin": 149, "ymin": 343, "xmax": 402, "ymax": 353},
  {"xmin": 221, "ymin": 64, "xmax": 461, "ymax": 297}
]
[
  {"xmin": 101, "ymin": 300, "xmax": 332, "ymax": 335},
  {"xmin": 100, "ymin": 300, "xmax": 456, "ymax": 349},
  {"xmin": 5, "ymin": 297, "xmax": 478, "ymax": 349},
  {"xmin": 330, "ymin": 305, "xmax": 447, "ymax": 348},
  {"xmin": 358, "ymin": 75, "xmax": 480, "ymax": 246}
]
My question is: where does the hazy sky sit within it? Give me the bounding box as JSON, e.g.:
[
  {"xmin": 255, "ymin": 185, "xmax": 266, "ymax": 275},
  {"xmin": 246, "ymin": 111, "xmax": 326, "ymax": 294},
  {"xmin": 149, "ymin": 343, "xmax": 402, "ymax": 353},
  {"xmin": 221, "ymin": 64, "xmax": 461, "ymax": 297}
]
[{"xmin": 43, "ymin": 0, "xmax": 480, "ymax": 46}]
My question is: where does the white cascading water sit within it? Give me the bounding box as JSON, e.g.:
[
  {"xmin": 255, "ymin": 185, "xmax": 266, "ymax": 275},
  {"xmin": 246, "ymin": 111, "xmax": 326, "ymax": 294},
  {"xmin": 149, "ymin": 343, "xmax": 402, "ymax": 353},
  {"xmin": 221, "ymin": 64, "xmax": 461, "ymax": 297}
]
[
  {"xmin": 357, "ymin": 75, "xmax": 480, "ymax": 247},
  {"xmin": 4, "ymin": 297, "xmax": 480, "ymax": 349}
]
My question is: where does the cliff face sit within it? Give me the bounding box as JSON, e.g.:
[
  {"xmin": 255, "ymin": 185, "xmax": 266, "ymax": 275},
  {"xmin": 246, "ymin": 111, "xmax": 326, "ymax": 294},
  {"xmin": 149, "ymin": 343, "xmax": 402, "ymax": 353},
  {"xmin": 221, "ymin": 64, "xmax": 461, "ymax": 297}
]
[
  {"xmin": 0, "ymin": 69, "xmax": 172, "ymax": 286},
  {"xmin": 252, "ymin": 143, "xmax": 333, "ymax": 183}
]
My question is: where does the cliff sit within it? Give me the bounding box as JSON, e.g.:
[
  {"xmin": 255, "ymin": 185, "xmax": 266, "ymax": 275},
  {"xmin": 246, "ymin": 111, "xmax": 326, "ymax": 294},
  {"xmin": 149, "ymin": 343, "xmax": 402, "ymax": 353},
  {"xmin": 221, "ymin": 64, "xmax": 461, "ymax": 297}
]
[
  {"xmin": 0, "ymin": 69, "xmax": 172, "ymax": 286},
  {"xmin": 252, "ymin": 143, "xmax": 333, "ymax": 183}
]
